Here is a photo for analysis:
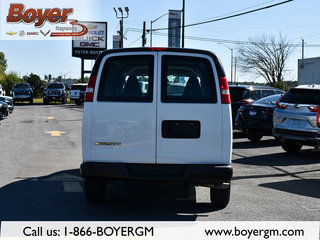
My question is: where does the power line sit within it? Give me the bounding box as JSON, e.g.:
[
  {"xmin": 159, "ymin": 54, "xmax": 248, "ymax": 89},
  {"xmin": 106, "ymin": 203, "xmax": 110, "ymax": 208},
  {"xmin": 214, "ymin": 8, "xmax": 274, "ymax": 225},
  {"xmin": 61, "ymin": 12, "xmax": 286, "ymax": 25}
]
[
  {"xmin": 152, "ymin": 0, "xmax": 294, "ymax": 31},
  {"xmin": 199, "ymin": 0, "xmax": 277, "ymax": 23},
  {"xmin": 126, "ymin": 27, "xmax": 320, "ymax": 47}
]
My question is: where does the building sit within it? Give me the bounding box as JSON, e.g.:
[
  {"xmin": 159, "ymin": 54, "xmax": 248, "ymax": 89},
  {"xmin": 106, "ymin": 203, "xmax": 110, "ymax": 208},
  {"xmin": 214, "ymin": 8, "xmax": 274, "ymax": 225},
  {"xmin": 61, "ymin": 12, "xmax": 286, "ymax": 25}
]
[{"xmin": 298, "ymin": 57, "xmax": 320, "ymax": 85}]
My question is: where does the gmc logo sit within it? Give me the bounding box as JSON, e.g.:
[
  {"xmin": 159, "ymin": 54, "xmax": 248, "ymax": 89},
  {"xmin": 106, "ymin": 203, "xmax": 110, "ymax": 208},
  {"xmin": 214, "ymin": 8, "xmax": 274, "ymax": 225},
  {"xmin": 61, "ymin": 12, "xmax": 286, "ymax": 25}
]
[{"xmin": 80, "ymin": 42, "xmax": 100, "ymax": 47}]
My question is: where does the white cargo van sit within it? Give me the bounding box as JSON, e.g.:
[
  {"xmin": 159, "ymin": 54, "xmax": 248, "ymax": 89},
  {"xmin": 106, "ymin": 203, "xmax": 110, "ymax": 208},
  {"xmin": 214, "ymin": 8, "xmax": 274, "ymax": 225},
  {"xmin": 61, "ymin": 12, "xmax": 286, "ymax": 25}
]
[{"xmin": 81, "ymin": 48, "xmax": 233, "ymax": 207}]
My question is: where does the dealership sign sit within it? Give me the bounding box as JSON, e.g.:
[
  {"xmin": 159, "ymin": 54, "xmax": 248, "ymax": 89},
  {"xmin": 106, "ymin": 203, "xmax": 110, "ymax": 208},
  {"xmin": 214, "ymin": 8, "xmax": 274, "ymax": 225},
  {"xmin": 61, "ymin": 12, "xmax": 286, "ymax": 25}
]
[
  {"xmin": 0, "ymin": 1, "xmax": 91, "ymax": 40},
  {"xmin": 168, "ymin": 10, "xmax": 181, "ymax": 48},
  {"xmin": 72, "ymin": 22, "xmax": 107, "ymax": 59}
]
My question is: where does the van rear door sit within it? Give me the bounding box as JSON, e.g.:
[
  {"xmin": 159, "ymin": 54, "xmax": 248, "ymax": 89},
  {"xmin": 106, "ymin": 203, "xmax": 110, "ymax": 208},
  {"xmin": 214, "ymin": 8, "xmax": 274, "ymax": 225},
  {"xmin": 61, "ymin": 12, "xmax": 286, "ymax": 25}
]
[
  {"xmin": 90, "ymin": 52, "xmax": 157, "ymax": 164},
  {"xmin": 156, "ymin": 52, "xmax": 224, "ymax": 164}
]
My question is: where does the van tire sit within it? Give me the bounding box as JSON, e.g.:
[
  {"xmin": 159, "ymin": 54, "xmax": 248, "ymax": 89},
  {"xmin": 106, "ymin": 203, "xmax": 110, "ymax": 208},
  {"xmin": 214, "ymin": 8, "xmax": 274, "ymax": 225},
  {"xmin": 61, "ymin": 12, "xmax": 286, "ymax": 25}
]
[
  {"xmin": 281, "ymin": 141, "xmax": 302, "ymax": 153},
  {"xmin": 84, "ymin": 177, "xmax": 106, "ymax": 204},
  {"xmin": 247, "ymin": 134, "xmax": 262, "ymax": 143},
  {"xmin": 210, "ymin": 184, "xmax": 230, "ymax": 208}
]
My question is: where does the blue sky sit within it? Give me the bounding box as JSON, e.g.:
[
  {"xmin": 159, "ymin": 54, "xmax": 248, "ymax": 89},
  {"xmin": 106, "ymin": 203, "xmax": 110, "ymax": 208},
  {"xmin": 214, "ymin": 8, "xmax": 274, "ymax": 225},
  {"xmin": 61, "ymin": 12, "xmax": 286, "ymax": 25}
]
[{"xmin": 0, "ymin": 0, "xmax": 320, "ymax": 82}]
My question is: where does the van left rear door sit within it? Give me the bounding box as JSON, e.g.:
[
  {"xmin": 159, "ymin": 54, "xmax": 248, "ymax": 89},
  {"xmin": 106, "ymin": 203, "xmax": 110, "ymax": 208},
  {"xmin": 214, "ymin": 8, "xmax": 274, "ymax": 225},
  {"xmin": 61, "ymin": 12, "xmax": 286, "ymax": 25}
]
[{"xmin": 90, "ymin": 52, "xmax": 157, "ymax": 164}]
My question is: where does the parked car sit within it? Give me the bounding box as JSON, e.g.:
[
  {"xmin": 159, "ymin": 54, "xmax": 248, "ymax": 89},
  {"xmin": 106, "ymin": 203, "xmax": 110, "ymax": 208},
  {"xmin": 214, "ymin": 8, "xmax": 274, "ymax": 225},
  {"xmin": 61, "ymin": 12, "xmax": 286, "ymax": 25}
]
[
  {"xmin": 235, "ymin": 94, "xmax": 282, "ymax": 142},
  {"xmin": 43, "ymin": 82, "xmax": 68, "ymax": 104},
  {"xmin": 0, "ymin": 100, "xmax": 9, "ymax": 120},
  {"xmin": 0, "ymin": 96, "xmax": 14, "ymax": 113},
  {"xmin": 230, "ymin": 85, "xmax": 285, "ymax": 125},
  {"xmin": 70, "ymin": 83, "xmax": 87, "ymax": 105},
  {"xmin": 11, "ymin": 83, "xmax": 33, "ymax": 104},
  {"xmin": 273, "ymin": 84, "xmax": 320, "ymax": 152},
  {"xmin": 81, "ymin": 47, "xmax": 233, "ymax": 207}
]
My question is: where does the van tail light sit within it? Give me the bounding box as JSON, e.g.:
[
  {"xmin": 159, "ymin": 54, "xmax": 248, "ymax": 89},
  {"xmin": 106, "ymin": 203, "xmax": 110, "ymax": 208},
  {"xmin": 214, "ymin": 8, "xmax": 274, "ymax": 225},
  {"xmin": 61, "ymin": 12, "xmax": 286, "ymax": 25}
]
[
  {"xmin": 308, "ymin": 106, "xmax": 318, "ymax": 112},
  {"xmin": 85, "ymin": 75, "xmax": 97, "ymax": 102},
  {"xmin": 317, "ymin": 106, "xmax": 320, "ymax": 127},
  {"xmin": 276, "ymin": 101, "xmax": 287, "ymax": 109},
  {"xmin": 219, "ymin": 77, "xmax": 231, "ymax": 104}
]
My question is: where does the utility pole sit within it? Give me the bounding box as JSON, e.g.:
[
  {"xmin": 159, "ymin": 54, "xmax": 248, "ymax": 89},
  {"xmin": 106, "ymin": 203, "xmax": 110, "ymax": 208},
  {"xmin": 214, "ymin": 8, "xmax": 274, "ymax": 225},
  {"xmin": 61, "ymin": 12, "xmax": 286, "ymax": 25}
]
[
  {"xmin": 182, "ymin": 0, "xmax": 185, "ymax": 48},
  {"xmin": 120, "ymin": 19, "xmax": 123, "ymax": 48},
  {"xmin": 113, "ymin": 7, "xmax": 129, "ymax": 48},
  {"xmin": 302, "ymin": 38, "xmax": 305, "ymax": 59},
  {"xmin": 142, "ymin": 21, "xmax": 146, "ymax": 47}
]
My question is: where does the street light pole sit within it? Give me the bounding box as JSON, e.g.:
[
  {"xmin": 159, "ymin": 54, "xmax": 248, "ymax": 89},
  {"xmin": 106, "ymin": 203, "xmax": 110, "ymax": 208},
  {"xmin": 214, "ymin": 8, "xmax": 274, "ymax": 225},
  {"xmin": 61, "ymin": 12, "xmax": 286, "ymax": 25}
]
[
  {"xmin": 149, "ymin": 13, "xmax": 168, "ymax": 47},
  {"xmin": 113, "ymin": 7, "xmax": 129, "ymax": 48},
  {"xmin": 219, "ymin": 43, "xmax": 233, "ymax": 84}
]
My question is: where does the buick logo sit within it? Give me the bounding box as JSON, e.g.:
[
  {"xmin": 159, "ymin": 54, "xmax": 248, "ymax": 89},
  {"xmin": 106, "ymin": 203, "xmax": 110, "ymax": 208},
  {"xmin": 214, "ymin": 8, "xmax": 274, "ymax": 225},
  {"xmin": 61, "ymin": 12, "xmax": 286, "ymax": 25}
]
[{"xmin": 19, "ymin": 30, "xmax": 25, "ymax": 37}]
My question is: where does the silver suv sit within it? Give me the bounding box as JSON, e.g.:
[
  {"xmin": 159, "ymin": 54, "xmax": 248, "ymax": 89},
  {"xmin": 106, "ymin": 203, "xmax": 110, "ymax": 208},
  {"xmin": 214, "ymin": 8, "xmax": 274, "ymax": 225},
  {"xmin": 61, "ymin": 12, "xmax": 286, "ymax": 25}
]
[{"xmin": 273, "ymin": 85, "xmax": 320, "ymax": 152}]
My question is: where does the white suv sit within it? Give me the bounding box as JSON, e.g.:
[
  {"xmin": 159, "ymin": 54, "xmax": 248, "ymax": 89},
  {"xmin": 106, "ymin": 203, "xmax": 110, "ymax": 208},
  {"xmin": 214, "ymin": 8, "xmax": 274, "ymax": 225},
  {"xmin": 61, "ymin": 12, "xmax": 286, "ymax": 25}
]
[{"xmin": 81, "ymin": 48, "xmax": 233, "ymax": 207}]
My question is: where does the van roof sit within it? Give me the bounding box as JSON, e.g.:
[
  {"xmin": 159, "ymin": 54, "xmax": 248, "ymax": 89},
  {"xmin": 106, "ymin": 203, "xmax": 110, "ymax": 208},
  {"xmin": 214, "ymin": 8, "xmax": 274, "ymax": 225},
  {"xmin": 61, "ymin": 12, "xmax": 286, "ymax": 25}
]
[{"xmin": 91, "ymin": 47, "xmax": 226, "ymax": 78}]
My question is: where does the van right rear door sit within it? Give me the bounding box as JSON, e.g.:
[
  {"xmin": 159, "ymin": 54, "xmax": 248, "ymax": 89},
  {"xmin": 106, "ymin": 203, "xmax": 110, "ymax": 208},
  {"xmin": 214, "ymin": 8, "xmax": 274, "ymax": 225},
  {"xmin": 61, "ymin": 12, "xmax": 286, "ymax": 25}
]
[{"xmin": 156, "ymin": 52, "xmax": 229, "ymax": 165}]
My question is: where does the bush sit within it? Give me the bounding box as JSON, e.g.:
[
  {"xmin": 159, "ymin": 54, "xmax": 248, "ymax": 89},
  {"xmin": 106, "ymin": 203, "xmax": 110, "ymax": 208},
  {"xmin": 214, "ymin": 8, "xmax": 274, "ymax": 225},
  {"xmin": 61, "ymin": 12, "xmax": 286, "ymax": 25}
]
[
  {"xmin": 271, "ymin": 81, "xmax": 290, "ymax": 92},
  {"xmin": 0, "ymin": 72, "xmax": 23, "ymax": 95}
]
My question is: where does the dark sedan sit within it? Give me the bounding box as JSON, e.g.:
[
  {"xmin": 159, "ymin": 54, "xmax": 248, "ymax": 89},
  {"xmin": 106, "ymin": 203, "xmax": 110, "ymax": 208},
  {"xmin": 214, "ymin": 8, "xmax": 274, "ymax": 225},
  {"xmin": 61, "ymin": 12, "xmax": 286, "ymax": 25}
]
[
  {"xmin": 0, "ymin": 100, "xmax": 9, "ymax": 120},
  {"xmin": 235, "ymin": 94, "xmax": 282, "ymax": 142},
  {"xmin": 0, "ymin": 96, "xmax": 14, "ymax": 113}
]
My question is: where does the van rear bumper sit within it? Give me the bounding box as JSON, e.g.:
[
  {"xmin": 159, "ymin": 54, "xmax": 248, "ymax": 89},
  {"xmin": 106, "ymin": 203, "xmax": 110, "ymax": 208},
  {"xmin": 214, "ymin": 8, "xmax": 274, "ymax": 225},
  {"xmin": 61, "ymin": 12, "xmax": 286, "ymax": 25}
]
[{"xmin": 80, "ymin": 162, "xmax": 233, "ymax": 183}]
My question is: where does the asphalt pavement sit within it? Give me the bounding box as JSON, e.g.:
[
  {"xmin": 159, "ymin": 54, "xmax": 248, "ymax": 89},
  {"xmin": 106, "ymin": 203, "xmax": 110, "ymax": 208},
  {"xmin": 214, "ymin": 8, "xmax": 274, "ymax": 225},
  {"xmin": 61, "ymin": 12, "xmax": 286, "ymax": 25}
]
[{"xmin": 0, "ymin": 104, "xmax": 319, "ymax": 221}]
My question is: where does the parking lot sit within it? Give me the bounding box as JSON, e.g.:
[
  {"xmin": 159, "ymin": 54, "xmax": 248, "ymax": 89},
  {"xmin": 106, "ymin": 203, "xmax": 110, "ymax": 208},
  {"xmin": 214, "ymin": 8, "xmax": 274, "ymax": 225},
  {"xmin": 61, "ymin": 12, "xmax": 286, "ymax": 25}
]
[{"xmin": 0, "ymin": 104, "xmax": 319, "ymax": 221}]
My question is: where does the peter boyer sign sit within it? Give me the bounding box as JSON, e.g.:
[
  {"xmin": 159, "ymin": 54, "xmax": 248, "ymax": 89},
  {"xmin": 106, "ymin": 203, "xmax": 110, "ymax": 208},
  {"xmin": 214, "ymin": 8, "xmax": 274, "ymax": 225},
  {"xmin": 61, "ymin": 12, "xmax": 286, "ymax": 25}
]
[{"xmin": 0, "ymin": 1, "xmax": 94, "ymax": 40}]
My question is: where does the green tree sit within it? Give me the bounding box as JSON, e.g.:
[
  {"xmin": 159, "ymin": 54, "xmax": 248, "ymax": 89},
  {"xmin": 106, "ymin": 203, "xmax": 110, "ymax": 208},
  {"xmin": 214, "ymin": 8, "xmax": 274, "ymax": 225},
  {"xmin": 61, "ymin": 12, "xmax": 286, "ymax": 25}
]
[
  {"xmin": 25, "ymin": 73, "xmax": 45, "ymax": 98},
  {"xmin": 0, "ymin": 52, "xmax": 7, "ymax": 75},
  {"xmin": 0, "ymin": 72, "xmax": 23, "ymax": 95},
  {"xmin": 75, "ymin": 76, "xmax": 89, "ymax": 84}
]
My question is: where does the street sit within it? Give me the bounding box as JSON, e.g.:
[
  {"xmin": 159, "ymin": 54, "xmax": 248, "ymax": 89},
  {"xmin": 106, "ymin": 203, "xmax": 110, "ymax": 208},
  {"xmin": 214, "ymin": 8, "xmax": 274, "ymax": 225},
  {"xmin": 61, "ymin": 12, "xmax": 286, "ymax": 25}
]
[{"xmin": 0, "ymin": 104, "xmax": 319, "ymax": 221}]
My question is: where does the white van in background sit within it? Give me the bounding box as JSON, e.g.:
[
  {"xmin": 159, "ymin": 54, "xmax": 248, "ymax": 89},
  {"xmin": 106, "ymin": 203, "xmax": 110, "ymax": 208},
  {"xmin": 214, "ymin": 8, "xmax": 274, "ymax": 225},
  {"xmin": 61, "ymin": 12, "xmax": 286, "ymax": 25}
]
[{"xmin": 0, "ymin": 84, "xmax": 5, "ymax": 96}]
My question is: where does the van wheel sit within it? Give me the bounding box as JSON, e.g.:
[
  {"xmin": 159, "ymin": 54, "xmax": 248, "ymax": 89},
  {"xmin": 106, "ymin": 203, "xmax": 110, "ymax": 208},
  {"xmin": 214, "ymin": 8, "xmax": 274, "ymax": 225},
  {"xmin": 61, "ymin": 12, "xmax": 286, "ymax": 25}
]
[
  {"xmin": 247, "ymin": 134, "xmax": 262, "ymax": 143},
  {"xmin": 210, "ymin": 184, "xmax": 230, "ymax": 208},
  {"xmin": 281, "ymin": 141, "xmax": 302, "ymax": 153},
  {"xmin": 84, "ymin": 177, "xmax": 106, "ymax": 204}
]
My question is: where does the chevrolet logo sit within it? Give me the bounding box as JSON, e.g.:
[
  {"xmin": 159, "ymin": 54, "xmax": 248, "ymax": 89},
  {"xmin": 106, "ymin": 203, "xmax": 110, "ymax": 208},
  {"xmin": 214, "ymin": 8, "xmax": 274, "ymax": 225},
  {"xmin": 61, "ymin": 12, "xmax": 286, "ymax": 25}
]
[{"xmin": 6, "ymin": 31, "xmax": 17, "ymax": 35}]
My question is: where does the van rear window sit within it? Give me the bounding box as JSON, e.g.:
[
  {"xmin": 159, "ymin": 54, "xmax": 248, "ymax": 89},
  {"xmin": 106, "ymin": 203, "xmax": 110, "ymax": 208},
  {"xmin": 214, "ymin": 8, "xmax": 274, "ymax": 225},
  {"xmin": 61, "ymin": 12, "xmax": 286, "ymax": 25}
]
[
  {"xmin": 97, "ymin": 55, "xmax": 154, "ymax": 102},
  {"xmin": 161, "ymin": 56, "xmax": 217, "ymax": 103}
]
